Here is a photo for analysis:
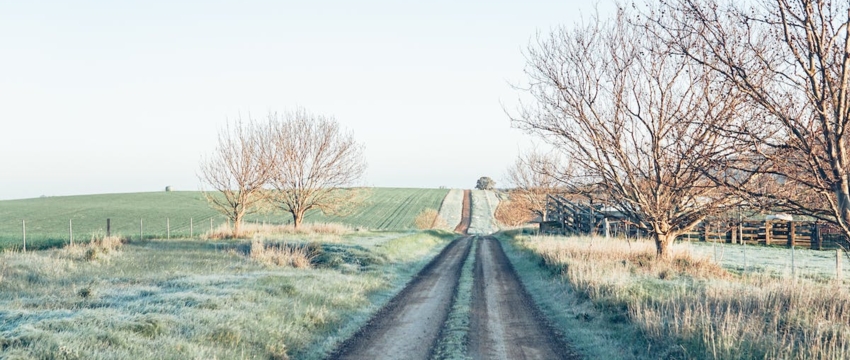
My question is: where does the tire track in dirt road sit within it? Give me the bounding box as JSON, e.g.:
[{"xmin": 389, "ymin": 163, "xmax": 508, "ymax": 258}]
[
  {"xmin": 469, "ymin": 236, "xmax": 578, "ymax": 360},
  {"xmin": 330, "ymin": 236, "xmax": 473, "ymax": 360},
  {"xmin": 454, "ymin": 190, "xmax": 471, "ymax": 235}
]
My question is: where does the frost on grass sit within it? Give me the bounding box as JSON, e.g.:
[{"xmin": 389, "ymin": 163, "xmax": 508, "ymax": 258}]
[
  {"xmin": 686, "ymin": 240, "xmax": 850, "ymax": 280},
  {"xmin": 515, "ymin": 234, "xmax": 850, "ymax": 359},
  {"xmin": 437, "ymin": 189, "xmax": 464, "ymax": 230},
  {"xmin": 468, "ymin": 190, "xmax": 501, "ymax": 235},
  {"xmin": 0, "ymin": 231, "xmax": 454, "ymax": 359}
]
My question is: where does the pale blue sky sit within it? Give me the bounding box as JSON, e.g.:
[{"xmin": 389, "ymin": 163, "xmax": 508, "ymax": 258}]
[{"xmin": 0, "ymin": 0, "xmax": 611, "ymax": 200}]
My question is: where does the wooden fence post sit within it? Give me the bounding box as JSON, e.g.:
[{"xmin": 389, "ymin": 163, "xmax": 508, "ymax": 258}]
[
  {"xmin": 765, "ymin": 221, "xmax": 772, "ymax": 246},
  {"xmin": 69, "ymin": 219, "xmax": 74, "ymax": 246},
  {"xmin": 604, "ymin": 218, "xmax": 610, "ymax": 239},
  {"xmin": 739, "ymin": 222, "xmax": 744, "ymax": 245},
  {"xmin": 702, "ymin": 221, "xmax": 709, "ymax": 242},
  {"xmin": 190, "ymin": 218, "xmax": 194, "ymax": 238},
  {"xmin": 788, "ymin": 221, "xmax": 797, "ymax": 249},
  {"xmin": 730, "ymin": 221, "xmax": 737, "ymax": 244},
  {"xmin": 791, "ymin": 240, "xmax": 796, "ymax": 277},
  {"xmin": 107, "ymin": 218, "xmax": 111, "ymax": 237},
  {"xmin": 812, "ymin": 223, "xmax": 822, "ymax": 250},
  {"xmin": 140, "ymin": 219, "xmax": 144, "ymax": 241}
]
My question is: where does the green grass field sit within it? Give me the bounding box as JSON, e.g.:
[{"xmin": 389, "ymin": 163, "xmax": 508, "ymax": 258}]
[{"xmin": 0, "ymin": 188, "xmax": 449, "ymax": 250}]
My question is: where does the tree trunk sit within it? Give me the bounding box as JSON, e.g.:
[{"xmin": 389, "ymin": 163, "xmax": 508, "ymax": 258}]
[
  {"xmin": 654, "ymin": 232, "xmax": 674, "ymax": 260},
  {"xmin": 233, "ymin": 208, "xmax": 245, "ymax": 238},
  {"xmin": 291, "ymin": 211, "xmax": 304, "ymax": 229},
  {"xmin": 837, "ymin": 182, "xmax": 850, "ymax": 234}
]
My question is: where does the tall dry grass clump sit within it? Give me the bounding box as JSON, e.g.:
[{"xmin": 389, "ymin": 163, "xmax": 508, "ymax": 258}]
[
  {"xmin": 250, "ymin": 240, "xmax": 314, "ymax": 268},
  {"xmin": 517, "ymin": 235, "xmax": 850, "ymax": 359},
  {"xmin": 62, "ymin": 234, "xmax": 125, "ymax": 261},
  {"xmin": 204, "ymin": 222, "xmax": 352, "ymax": 240},
  {"xmin": 414, "ymin": 209, "xmax": 447, "ymax": 230}
]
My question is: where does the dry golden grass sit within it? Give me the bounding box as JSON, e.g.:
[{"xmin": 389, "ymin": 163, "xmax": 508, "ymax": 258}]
[
  {"xmin": 249, "ymin": 239, "xmax": 315, "ymax": 268},
  {"xmin": 61, "ymin": 234, "xmax": 125, "ymax": 261},
  {"xmin": 203, "ymin": 222, "xmax": 352, "ymax": 240},
  {"xmin": 494, "ymin": 198, "xmax": 535, "ymax": 227},
  {"xmin": 414, "ymin": 208, "xmax": 448, "ymax": 230},
  {"xmin": 517, "ymin": 235, "xmax": 850, "ymax": 359}
]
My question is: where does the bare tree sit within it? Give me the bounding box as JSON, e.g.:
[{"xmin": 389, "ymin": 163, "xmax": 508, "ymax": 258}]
[
  {"xmin": 199, "ymin": 119, "xmax": 272, "ymax": 237},
  {"xmin": 512, "ymin": 8, "xmax": 754, "ymax": 258},
  {"xmin": 505, "ymin": 151, "xmax": 566, "ymax": 221},
  {"xmin": 659, "ymin": 0, "xmax": 850, "ymax": 238},
  {"xmin": 266, "ymin": 109, "xmax": 367, "ymax": 228}
]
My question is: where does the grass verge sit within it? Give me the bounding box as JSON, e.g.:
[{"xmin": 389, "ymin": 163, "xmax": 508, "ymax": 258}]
[
  {"xmin": 0, "ymin": 230, "xmax": 456, "ymax": 359},
  {"xmin": 431, "ymin": 236, "xmax": 478, "ymax": 360},
  {"xmin": 499, "ymin": 229, "xmax": 850, "ymax": 359}
]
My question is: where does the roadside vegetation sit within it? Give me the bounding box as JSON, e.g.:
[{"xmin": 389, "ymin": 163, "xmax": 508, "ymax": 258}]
[
  {"xmin": 0, "ymin": 228, "xmax": 456, "ymax": 359},
  {"xmin": 500, "ymin": 230, "xmax": 850, "ymax": 359}
]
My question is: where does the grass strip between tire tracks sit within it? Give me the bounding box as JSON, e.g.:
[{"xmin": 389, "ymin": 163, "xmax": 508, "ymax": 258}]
[{"xmin": 431, "ymin": 236, "xmax": 478, "ymax": 360}]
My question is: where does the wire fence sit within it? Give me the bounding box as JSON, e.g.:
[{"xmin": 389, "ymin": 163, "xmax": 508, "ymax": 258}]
[{"xmin": 0, "ymin": 215, "xmax": 232, "ymax": 251}]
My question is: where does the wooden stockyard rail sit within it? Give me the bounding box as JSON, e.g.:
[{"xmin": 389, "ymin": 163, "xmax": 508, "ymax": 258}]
[{"xmin": 540, "ymin": 195, "xmax": 850, "ymax": 250}]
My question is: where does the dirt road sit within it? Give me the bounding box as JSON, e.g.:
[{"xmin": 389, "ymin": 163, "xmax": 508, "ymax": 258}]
[
  {"xmin": 331, "ymin": 236, "xmax": 474, "ymax": 360},
  {"xmin": 469, "ymin": 237, "xmax": 575, "ymax": 360},
  {"xmin": 330, "ymin": 235, "xmax": 576, "ymax": 360}
]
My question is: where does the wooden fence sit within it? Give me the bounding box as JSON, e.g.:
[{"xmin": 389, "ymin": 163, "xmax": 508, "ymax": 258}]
[
  {"xmin": 539, "ymin": 195, "xmax": 850, "ymax": 250},
  {"xmin": 676, "ymin": 220, "xmax": 848, "ymax": 250}
]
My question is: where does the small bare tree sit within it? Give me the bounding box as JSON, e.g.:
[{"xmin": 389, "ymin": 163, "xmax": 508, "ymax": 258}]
[
  {"xmin": 199, "ymin": 119, "xmax": 272, "ymax": 237},
  {"xmin": 266, "ymin": 109, "xmax": 367, "ymax": 228},
  {"xmin": 512, "ymin": 8, "xmax": 754, "ymax": 258},
  {"xmin": 660, "ymin": 0, "xmax": 850, "ymax": 238},
  {"xmin": 505, "ymin": 151, "xmax": 566, "ymax": 221}
]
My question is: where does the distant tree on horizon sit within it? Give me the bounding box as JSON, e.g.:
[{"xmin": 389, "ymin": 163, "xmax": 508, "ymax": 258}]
[{"xmin": 475, "ymin": 177, "xmax": 495, "ymax": 190}]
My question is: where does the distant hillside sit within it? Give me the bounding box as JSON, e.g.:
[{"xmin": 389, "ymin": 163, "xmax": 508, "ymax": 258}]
[{"xmin": 0, "ymin": 188, "xmax": 449, "ymax": 250}]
